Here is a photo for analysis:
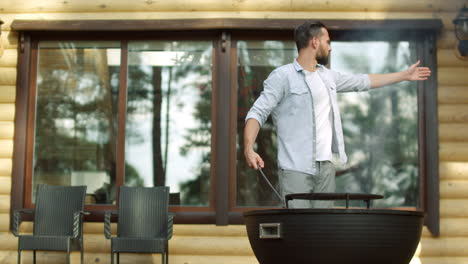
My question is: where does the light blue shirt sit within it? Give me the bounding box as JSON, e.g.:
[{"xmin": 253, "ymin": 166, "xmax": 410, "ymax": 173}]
[{"xmin": 246, "ymin": 60, "xmax": 371, "ymax": 175}]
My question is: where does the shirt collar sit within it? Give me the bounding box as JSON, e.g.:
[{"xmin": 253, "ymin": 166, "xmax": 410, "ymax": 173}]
[{"xmin": 293, "ymin": 59, "xmax": 323, "ymax": 72}]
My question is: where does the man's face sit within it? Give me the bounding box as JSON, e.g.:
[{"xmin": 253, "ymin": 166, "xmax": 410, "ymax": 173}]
[{"xmin": 316, "ymin": 28, "xmax": 331, "ymax": 65}]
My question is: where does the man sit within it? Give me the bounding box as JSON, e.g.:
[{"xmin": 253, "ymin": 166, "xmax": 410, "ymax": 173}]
[{"xmin": 243, "ymin": 21, "xmax": 431, "ymax": 208}]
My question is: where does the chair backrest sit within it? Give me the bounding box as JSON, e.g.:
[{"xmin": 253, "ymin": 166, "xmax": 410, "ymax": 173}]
[
  {"xmin": 33, "ymin": 184, "xmax": 87, "ymax": 236},
  {"xmin": 117, "ymin": 186, "xmax": 169, "ymax": 238}
]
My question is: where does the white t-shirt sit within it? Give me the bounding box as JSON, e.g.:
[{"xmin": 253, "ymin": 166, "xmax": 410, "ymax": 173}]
[{"xmin": 304, "ymin": 70, "xmax": 333, "ymax": 161}]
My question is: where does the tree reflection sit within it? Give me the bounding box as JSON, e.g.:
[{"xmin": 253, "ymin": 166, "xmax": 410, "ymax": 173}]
[
  {"xmin": 335, "ymin": 42, "xmax": 419, "ymax": 207},
  {"xmin": 126, "ymin": 41, "xmax": 212, "ymax": 206},
  {"xmin": 34, "ymin": 44, "xmax": 143, "ymax": 204}
]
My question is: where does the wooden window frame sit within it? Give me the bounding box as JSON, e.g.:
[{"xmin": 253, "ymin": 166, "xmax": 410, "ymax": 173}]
[{"xmin": 10, "ymin": 19, "xmax": 441, "ymax": 236}]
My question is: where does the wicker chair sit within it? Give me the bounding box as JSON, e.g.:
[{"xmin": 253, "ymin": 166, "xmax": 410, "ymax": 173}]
[
  {"xmin": 12, "ymin": 184, "xmax": 88, "ymax": 264},
  {"xmin": 105, "ymin": 186, "xmax": 174, "ymax": 264}
]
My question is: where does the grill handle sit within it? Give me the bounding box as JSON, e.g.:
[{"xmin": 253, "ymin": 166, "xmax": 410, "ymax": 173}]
[{"xmin": 285, "ymin": 193, "xmax": 384, "ymax": 209}]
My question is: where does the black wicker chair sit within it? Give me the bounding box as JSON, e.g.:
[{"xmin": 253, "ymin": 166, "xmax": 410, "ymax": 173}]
[
  {"xmin": 12, "ymin": 184, "xmax": 88, "ymax": 264},
  {"xmin": 105, "ymin": 186, "xmax": 174, "ymax": 264}
]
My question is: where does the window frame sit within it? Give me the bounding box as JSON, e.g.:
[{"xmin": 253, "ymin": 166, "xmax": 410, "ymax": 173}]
[{"xmin": 10, "ymin": 19, "xmax": 441, "ymax": 236}]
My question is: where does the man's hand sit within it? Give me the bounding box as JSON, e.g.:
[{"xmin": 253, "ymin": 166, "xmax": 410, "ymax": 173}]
[
  {"xmin": 406, "ymin": 60, "xmax": 431, "ymax": 81},
  {"xmin": 370, "ymin": 60, "xmax": 432, "ymax": 89},
  {"xmin": 244, "ymin": 149, "xmax": 264, "ymax": 170}
]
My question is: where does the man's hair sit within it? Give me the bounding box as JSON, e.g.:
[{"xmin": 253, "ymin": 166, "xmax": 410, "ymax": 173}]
[{"xmin": 294, "ymin": 21, "xmax": 327, "ymax": 51}]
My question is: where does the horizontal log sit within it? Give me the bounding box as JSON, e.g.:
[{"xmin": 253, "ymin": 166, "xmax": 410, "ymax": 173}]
[
  {"xmin": 0, "ymin": 213, "xmax": 9, "ymax": 232},
  {"xmin": 0, "ymin": 232, "xmax": 16, "ymax": 251},
  {"xmin": 440, "ymin": 180, "xmax": 468, "ymax": 199},
  {"xmin": 0, "ymin": 67, "xmax": 16, "ymax": 86},
  {"xmin": 440, "ymin": 199, "xmax": 468, "ymax": 218},
  {"xmin": 0, "ymin": 195, "xmax": 10, "ymax": 213},
  {"xmin": 420, "ymin": 237, "xmax": 468, "ymax": 257},
  {"xmin": 0, "ymin": 86, "xmax": 16, "ymax": 104},
  {"xmin": 437, "ymin": 30, "xmax": 457, "ymax": 49},
  {"xmin": 89, "ymin": 234, "xmax": 253, "ymax": 255},
  {"xmin": 0, "ymin": 12, "xmax": 454, "ymax": 31},
  {"xmin": 174, "ymin": 224, "xmax": 247, "ymax": 237},
  {"xmin": 419, "ymin": 257, "xmax": 468, "ymax": 264},
  {"xmin": 439, "ymin": 123, "xmax": 468, "ymax": 142},
  {"xmin": 0, "ymin": 121, "xmax": 14, "ymax": 139},
  {"xmin": 438, "ymin": 49, "xmax": 468, "ymax": 68},
  {"xmin": 0, "ymin": 231, "xmax": 254, "ymax": 256},
  {"xmin": 20, "ymin": 222, "xmax": 248, "ymax": 237},
  {"xmin": 0, "ymin": 159, "xmax": 12, "ymax": 176},
  {"xmin": 80, "ymin": 222, "xmax": 248, "ymax": 236},
  {"xmin": 440, "ymin": 142, "xmax": 468, "ymax": 162},
  {"xmin": 439, "ymin": 105, "xmax": 468, "ymax": 123},
  {"xmin": 438, "ymin": 86, "xmax": 468, "ymax": 104},
  {"xmin": 0, "ymin": 31, "xmax": 18, "ymax": 49},
  {"xmin": 440, "ymin": 162, "xmax": 468, "ymax": 180},
  {"xmin": 18, "ymin": 221, "xmax": 110, "ymax": 234},
  {"xmin": 421, "ymin": 218, "xmax": 468, "ymax": 237},
  {"xmin": 0, "ymin": 250, "xmax": 258, "ymax": 264},
  {"xmin": 438, "ymin": 67, "xmax": 468, "ymax": 86},
  {"xmin": 0, "ymin": 104, "xmax": 15, "ymax": 122},
  {"xmin": 0, "ymin": 140, "xmax": 13, "ymax": 158},
  {"xmin": 0, "ymin": 49, "xmax": 17, "ymax": 68},
  {"xmin": 0, "ymin": 1, "xmax": 463, "ymax": 15},
  {"xmin": 0, "ymin": 176, "xmax": 11, "ymax": 195},
  {"xmin": 15, "ymin": 222, "xmax": 254, "ymax": 255}
]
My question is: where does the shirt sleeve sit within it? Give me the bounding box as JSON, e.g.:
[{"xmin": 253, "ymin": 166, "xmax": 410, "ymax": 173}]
[
  {"xmin": 330, "ymin": 70, "xmax": 371, "ymax": 93},
  {"xmin": 245, "ymin": 69, "xmax": 286, "ymax": 127}
]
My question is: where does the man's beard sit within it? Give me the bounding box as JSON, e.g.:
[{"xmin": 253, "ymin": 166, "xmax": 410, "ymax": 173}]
[{"xmin": 316, "ymin": 52, "xmax": 329, "ymax": 65}]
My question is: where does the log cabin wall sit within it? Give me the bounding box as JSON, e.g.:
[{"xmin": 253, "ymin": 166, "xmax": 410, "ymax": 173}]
[{"xmin": 0, "ymin": 0, "xmax": 467, "ymax": 263}]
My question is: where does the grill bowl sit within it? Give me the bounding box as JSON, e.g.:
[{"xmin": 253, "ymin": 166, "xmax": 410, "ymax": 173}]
[{"xmin": 244, "ymin": 208, "xmax": 423, "ymax": 264}]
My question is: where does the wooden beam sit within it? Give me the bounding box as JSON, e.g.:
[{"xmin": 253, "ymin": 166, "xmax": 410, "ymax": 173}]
[
  {"xmin": 10, "ymin": 18, "xmax": 443, "ymax": 31},
  {"xmin": 0, "ymin": 0, "xmax": 464, "ymax": 13}
]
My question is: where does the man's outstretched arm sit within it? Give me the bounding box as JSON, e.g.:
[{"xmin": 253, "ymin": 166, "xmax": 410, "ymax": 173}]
[
  {"xmin": 244, "ymin": 118, "xmax": 264, "ymax": 170},
  {"xmin": 369, "ymin": 60, "xmax": 431, "ymax": 89}
]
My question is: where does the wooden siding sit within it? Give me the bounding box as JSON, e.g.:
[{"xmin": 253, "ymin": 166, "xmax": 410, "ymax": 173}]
[
  {"xmin": 0, "ymin": 0, "xmax": 464, "ymax": 13},
  {"xmin": 0, "ymin": 0, "xmax": 468, "ymax": 263}
]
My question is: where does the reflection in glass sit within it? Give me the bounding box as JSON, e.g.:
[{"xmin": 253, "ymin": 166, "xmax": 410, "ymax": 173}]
[
  {"xmin": 236, "ymin": 40, "xmax": 419, "ymax": 208},
  {"xmin": 33, "ymin": 41, "xmax": 121, "ymax": 204},
  {"xmin": 236, "ymin": 41, "xmax": 297, "ymax": 207},
  {"xmin": 331, "ymin": 41, "xmax": 419, "ymax": 208},
  {"xmin": 126, "ymin": 41, "xmax": 212, "ymax": 206}
]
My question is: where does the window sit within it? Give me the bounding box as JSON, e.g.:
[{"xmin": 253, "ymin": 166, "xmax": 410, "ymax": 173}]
[
  {"xmin": 125, "ymin": 41, "xmax": 213, "ymax": 206},
  {"xmin": 11, "ymin": 19, "xmax": 440, "ymax": 234},
  {"xmin": 235, "ymin": 39, "xmax": 420, "ymax": 208},
  {"xmin": 31, "ymin": 41, "xmax": 121, "ymax": 205}
]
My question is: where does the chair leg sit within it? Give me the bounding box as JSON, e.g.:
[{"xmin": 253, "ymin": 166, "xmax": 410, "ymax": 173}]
[
  {"xmin": 80, "ymin": 240, "xmax": 84, "ymax": 264},
  {"xmin": 117, "ymin": 252, "xmax": 120, "ymax": 264},
  {"xmin": 111, "ymin": 252, "xmax": 114, "ymax": 264},
  {"xmin": 66, "ymin": 240, "xmax": 70, "ymax": 264},
  {"xmin": 166, "ymin": 242, "xmax": 169, "ymax": 264},
  {"xmin": 161, "ymin": 252, "xmax": 164, "ymax": 264},
  {"xmin": 33, "ymin": 250, "xmax": 36, "ymax": 264},
  {"xmin": 17, "ymin": 249, "xmax": 21, "ymax": 264}
]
